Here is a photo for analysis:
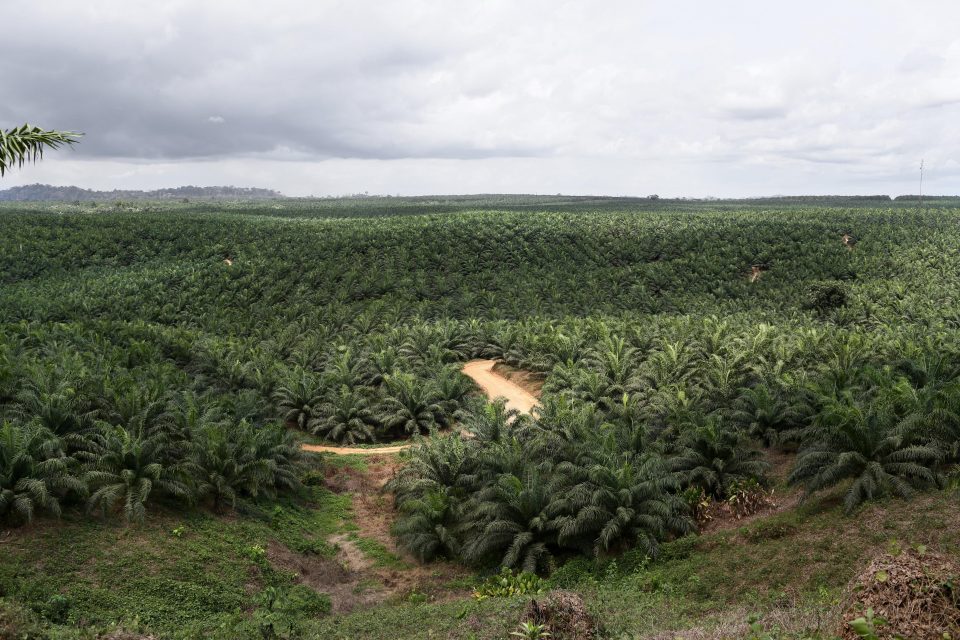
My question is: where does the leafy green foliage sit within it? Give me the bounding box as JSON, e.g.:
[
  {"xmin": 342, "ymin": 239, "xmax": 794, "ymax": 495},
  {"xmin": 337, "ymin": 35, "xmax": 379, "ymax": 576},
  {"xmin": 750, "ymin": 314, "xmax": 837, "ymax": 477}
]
[
  {"xmin": 805, "ymin": 281, "xmax": 849, "ymax": 313},
  {"xmin": 0, "ymin": 421, "xmax": 83, "ymax": 524},
  {"xmin": 473, "ymin": 567, "xmax": 547, "ymax": 600},
  {"xmin": 789, "ymin": 389, "xmax": 943, "ymax": 513},
  {"xmin": 81, "ymin": 424, "xmax": 191, "ymax": 522},
  {"xmin": 670, "ymin": 416, "xmax": 769, "ymax": 499}
]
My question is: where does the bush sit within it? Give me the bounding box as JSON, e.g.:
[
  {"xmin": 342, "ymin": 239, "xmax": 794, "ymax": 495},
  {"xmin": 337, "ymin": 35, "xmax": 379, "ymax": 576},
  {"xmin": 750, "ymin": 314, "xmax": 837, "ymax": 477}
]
[
  {"xmin": 474, "ymin": 568, "xmax": 547, "ymax": 600},
  {"xmin": 548, "ymin": 558, "xmax": 597, "ymax": 589},
  {"xmin": 42, "ymin": 594, "xmax": 70, "ymax": 624}
]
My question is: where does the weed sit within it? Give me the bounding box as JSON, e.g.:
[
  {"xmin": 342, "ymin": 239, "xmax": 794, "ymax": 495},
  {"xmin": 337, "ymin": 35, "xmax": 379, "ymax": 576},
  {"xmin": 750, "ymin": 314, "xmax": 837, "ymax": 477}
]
[{"xmin": 474, "ymin": 568, "xmax": 547, "ymax": 601}]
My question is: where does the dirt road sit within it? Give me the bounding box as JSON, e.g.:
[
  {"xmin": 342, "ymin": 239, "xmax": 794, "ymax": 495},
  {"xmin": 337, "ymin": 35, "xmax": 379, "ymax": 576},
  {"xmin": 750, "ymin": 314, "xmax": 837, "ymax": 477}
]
[
  {"xmin": 461, "ymin": 359, "xmax": 540, "ymax": 415},
  {"xmin": 301, "ymin": 443, "xmax": 412, "ymax": 455},
  {"xmin": 301, "ymin": 359, "xmax": 538, "ymax": 455}
]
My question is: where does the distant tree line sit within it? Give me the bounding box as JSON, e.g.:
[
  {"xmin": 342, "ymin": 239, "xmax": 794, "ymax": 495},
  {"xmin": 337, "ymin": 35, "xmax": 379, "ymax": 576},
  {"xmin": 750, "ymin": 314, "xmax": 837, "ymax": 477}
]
[{"xmin": 0, "ymin": 184, "xmax": 284, "ymax": 202}]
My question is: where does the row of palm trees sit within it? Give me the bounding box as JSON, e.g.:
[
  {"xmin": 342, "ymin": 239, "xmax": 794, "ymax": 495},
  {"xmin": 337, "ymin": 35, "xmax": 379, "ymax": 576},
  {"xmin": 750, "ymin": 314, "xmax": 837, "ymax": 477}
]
[
  {"xmin": 387, "ymin": 401, "xmax": 762, "ymax": 573},
  {"xmin": 0, "ymin": 397, "xmax": 300, "ymax": 525},
  {"xmin": 273, "ymin": 363, "xmax": 474, "ymax": 444},
  {"xmin": 386, "ymin": 336, "xmax": 960, "ymax": 573}
]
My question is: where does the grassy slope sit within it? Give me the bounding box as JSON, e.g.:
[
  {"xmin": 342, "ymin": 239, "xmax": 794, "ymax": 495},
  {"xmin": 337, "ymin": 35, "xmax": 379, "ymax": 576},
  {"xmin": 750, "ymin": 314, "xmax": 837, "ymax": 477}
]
[
  {"xmin": 0, "ymin": 476, "xmax": 353, "ymax": 638},
  {"xmin": 305, "ymin": 475, "xmax": 960, "ymax": 640},
  {"xmin": 4, "ymin": 459, "xmax": 956, "ymax": 639}
]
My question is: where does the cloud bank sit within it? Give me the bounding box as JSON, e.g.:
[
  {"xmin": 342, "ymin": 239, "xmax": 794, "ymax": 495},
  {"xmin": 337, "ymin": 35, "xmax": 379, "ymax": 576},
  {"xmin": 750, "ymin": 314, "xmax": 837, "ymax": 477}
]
[{"xmin": 2, "ymin": 0, "xmax": 959, "ymax": 196}]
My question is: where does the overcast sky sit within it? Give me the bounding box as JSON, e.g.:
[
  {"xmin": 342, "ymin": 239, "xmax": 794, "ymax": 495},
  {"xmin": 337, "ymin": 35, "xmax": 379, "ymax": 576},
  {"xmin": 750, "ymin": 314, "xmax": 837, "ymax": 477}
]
[{"xmin": 3, "ymin": 0, "xmax": 959, "ymax": 196}]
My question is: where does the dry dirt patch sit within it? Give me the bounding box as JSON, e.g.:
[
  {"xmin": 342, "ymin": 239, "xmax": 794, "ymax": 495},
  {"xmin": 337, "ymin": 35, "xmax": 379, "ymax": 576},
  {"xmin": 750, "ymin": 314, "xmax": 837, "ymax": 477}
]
[
  {"xmin": 838, "ymin": 549, "xmax": 960, "ymax": 639},
  {"xmin": 462, "ymin": 359, "xmax": 540, "ymax": 414},
  {"xmin": 492, "ymin": 362, "xmax": 545, "ymax": 397}
]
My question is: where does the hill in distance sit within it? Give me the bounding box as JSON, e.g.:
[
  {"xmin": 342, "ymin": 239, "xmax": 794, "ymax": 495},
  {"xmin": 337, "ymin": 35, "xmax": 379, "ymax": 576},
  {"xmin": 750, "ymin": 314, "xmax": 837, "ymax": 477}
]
[{"xmin": 0, "ymin": 183, "xmax": 284, "ymax": 201}]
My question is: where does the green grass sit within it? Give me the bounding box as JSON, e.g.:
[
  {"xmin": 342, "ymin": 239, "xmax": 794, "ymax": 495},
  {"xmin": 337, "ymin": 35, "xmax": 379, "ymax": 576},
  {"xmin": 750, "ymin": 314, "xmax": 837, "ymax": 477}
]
[
  {"xmin": 314, "ymin": 451, "xmax": 369, "ymax": 472},
  {"xmin": 2, "ymin": 459, "xmax": 958, "ymax": 640},
  {"xmin": 348, "ymin": 533, "xmax": 409, "ymax": 569},
  {"xmin": 302, "ymin": 487, "xmax": 960, "ymax": 639},
  {"xmin": 0, "ymin": 485, "xmax": 353, "ymax": 638}
]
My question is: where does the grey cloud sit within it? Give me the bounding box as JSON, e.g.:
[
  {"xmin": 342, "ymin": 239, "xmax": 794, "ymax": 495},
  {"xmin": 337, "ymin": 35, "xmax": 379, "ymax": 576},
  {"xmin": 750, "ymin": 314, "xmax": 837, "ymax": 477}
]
[{"xmin": 3, "ymin": 0, "xmax": 960, "ymax": 196}]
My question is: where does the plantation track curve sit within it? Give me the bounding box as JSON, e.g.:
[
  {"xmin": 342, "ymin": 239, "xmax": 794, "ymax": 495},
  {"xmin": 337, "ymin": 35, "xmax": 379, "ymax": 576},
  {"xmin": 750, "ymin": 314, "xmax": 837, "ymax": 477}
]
[
  {"xmin": 460, "ymin": 359, "xmax": 540, "ymax": 415},
  {"xmin": 300, "ymin": 359, "xmax": 539, "ymax": 456}
]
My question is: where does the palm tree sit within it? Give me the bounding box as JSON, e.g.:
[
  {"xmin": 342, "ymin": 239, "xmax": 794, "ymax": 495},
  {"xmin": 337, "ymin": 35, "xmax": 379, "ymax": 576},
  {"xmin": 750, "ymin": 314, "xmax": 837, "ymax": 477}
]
[
  {"xmin": 368, "ymin": 347, "xmax": 402, "ymax": 386},
  {"xmin": 378, "ymin": 373, "xmax": 443, "ymax": 437},
  {"xmin": 0, "ymin": 124, "xmax": 81, "ymax": 176},
  {"xmin": 730, "ymin": 384, "xmax": 807, "ymax": 447},
  {"xmin": 586, "ymin": 334, "xmax": 637, "ymax": 392},
  {"xmin": 250, "ymin": 423, "xmax": 302, "ymax": 495},
  {"xmin": 325, "ymin": 347, "xmax": 372, "ymax": 390},
  {"xmin": 393, "ymin": 489, "xmax": 462, "ymax": 562},
  {"xmin": 272, "ymin": 370, "xmax": 324, "ymax": 430},
  {"xmin": 789, "ymin": 396, "xmax": 943, "ymax": 513},
  {"xmin": 310, "ymin": 387, "xmax": 378, "ymax": 444},
  {"xmin": 0, "ymin": 421, "xmax": 85, "ymax": 524},
  {"xmin": 388, "ymin": 431, "xmax": 472, "ymax": 506},
  {"xmin": 12, "ymin": 365, "xmax": 97, "ymax": 436},
  {"xmin": 463, "ymin": 401, "xmax": 519, "ymax": 445},
  {"xmin": 190, "ymin": 420, "xmax": 298, "ymax": 511},
  {"xmin": 461, "ymin": 470, "xmax": 560, "ymax": 573},
  {"xmin": 671, "ymin": 416, "xmax": 768, "ymax": 499},
  {"xmin": 554, "ymin": 453, "xmax": 690, "ymax": 557},
  {"xmin": 605, "ymin": 392, "xmax": 649, "ymax": 452},
  {"xmin": 894, "ymin": 380, "xmax": 960, "ymax": 462},
  {"xmin": 81, "ymin": 425, "xmax": 191, "ymax": 522},
  {"xmin": 100, "ymin": 382, "xmax": 166, "ymax": 432},
  {"xmin": 432, "ymin": 366, "xmax": 475, "ymax": 422}
]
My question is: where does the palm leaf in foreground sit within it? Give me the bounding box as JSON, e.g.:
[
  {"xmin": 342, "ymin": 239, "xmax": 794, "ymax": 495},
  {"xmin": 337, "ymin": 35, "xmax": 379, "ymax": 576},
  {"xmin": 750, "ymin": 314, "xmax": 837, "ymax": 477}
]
[{"xmin": 0, "ymin": 124, "xmax": 81, "ymax": 176}]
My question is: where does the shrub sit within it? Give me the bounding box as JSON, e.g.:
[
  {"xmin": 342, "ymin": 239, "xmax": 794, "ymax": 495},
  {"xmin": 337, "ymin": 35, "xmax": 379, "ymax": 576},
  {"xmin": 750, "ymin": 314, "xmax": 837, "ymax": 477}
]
[{"xmin": 473, "ymin": 568, "xmax": 547, "ymax": 600}]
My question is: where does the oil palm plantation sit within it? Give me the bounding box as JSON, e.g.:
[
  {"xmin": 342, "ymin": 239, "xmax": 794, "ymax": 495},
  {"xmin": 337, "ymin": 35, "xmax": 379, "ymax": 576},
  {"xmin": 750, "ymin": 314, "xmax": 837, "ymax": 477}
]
[
  {"xmin": 190, "ymin": 420, "xmax": 298, "ymax": 510},
  {"xmin": 12, "ymin": 366, "xmax": 97, "ymax": 436},
  {"xmin": 730, "ymin": 383, "xmax": 807, "ymax": 447},
  {"xmin": 273, "ymin": 370, "xmax": 324, "ymax": 430},
  {"xmin": 461, "ymin": 469, "xmax": 561, "ymax": 573},
  {"xmin": 671, "ymin": 416, "xmax": 768, "ymax": 499},
  {"xmin": 388, "ymin": 431, "xmax": 472, "ymax": 507},
  {"xmin": 393, "ymin": 489, "xmax": 462, "ymax": 562},
  {"xmin": 378, "ymin": 373, "xmax": 444, "ymax": 436},
  {"xmin": 554, "ymin": 452, "xmax": 690, "ymax": 556}
]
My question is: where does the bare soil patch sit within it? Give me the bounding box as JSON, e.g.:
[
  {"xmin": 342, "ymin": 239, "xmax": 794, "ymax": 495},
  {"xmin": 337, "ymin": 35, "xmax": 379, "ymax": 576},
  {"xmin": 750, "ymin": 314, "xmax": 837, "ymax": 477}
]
[
  {"xmin": 700, "ymin": 487, "xmax": 801, "ymax": 535},
  {"xmin": 463, "ymin": 359, "xmax": 540, "ymax": 415},
  {"xmin": 316, "ymin": 455, "xmax": 471, "ymax": 607},
  {"xmin": 492, "ymin": 362, "xmax": 546, "ymax": 397},
  {"xmin": 301, "ymin": 443, "xmax": 410, "ymax": 455}
]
